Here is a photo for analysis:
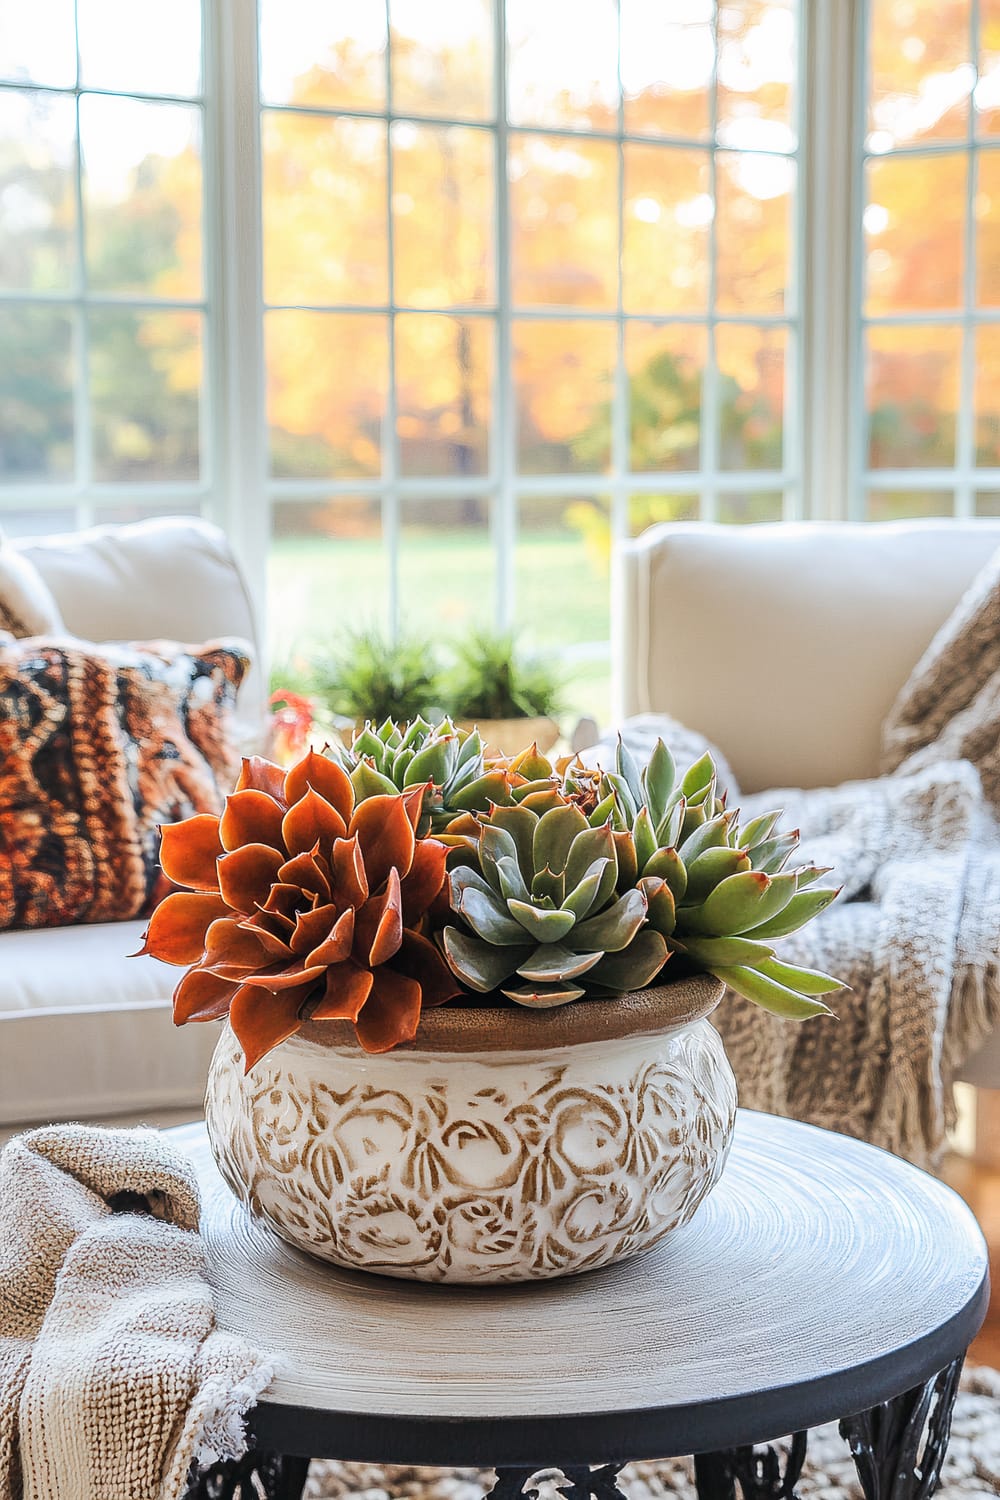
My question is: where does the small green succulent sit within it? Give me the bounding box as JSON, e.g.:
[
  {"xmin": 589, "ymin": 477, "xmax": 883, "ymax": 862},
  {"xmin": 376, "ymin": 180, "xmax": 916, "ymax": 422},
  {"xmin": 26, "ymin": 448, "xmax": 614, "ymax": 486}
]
[
  {"xmin": 587, "ymin": 738, "xmax": 844, "ymax": 1019},
  {"xmin": 328, "ymin": 717, "xmax": 515, "ymax": 834}
]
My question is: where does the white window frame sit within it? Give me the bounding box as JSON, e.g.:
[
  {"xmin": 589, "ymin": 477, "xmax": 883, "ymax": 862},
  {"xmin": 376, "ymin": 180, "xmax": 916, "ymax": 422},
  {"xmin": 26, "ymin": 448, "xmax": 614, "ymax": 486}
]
[
  {"xmin": 850, "ymin": 0, "xmax": 1000, "ymax": 519},
  {"xmin": 2, "ymin": 0, "xmax": 874, "ymax": 649}
]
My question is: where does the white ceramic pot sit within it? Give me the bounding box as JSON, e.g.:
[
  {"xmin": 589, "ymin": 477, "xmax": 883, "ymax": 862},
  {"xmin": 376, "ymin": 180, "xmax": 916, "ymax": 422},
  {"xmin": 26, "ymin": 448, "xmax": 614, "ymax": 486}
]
[{"xmin": 204, "ymin": 975, "xmax": 737, "ymax": 1285}]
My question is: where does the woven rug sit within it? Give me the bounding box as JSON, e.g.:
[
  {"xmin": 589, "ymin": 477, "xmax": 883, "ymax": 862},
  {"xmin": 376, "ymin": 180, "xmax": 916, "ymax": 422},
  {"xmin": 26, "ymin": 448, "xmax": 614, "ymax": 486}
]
[{"xmin": 305, "ymin": 1368, "xmax": 1000, "ymax": 1499}]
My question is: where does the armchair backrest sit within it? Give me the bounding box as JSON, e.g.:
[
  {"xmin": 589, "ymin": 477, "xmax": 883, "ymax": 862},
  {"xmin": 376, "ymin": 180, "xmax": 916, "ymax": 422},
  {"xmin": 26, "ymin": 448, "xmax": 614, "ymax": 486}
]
[{"xmin": 618, "ymin": 519, "xmax": 1000, "ymax": 792}]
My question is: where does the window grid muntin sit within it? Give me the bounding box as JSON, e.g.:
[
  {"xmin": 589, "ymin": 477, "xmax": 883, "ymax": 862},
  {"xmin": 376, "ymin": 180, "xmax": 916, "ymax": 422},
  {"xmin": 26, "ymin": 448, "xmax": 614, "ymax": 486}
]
[
  {"xmin": 263, "ymin": 0, "xmax": 802, "ymax": 650},
  {"xmin": 856, "ymin": 0, "xmax": 993, "ymax": 518},
  {"xmin": 0, "ymin": 0, "xmax": 211, "ymax": 518}
]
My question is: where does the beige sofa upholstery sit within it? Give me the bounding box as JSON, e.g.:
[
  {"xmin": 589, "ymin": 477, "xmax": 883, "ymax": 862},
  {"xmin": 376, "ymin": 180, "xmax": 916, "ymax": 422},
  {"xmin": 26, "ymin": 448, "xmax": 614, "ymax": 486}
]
[
  {"xmin": 617, "ymin": 518, "xmax": 1000, "ymax": 1088},
  {"xmin": 0, "ymin": 517, "xmax": 264, "ymax": 1126}
]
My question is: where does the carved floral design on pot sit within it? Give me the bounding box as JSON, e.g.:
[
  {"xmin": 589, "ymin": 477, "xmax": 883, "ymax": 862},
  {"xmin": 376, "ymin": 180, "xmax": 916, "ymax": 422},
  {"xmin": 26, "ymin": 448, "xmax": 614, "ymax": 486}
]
[{"xmin": 205, "ymin": 1007, "xmax": 737, "ymax": 1284}]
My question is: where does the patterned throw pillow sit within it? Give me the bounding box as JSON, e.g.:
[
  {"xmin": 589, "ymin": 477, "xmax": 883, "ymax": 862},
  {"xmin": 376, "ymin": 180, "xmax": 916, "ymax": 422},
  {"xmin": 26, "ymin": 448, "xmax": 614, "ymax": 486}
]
[{"xmin": 0, "ymin": 636, "xmax": 251, "ymax": 931}]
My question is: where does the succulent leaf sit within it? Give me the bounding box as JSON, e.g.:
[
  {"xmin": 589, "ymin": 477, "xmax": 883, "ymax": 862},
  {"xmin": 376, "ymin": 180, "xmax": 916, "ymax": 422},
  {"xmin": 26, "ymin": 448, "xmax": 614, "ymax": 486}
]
[
  {"xmin": 754, "ymin": 955, "xmax": 845, "ymax": 995},
  {"xmin": 741, "ymin": 810, "xmax": 782, "ymax": 848},
  {"xmin": 588, "ymin": 929, "xmax": 670, "ymax": 990},
  {"xmin": 532, "ymin": 803, "xmax": 589, "ymax": 875},
  {"xmin": 501, "ymin": 982, "xmax": 586, "ymax": 1007},
  {"xmin": 507, "ymin": 901, "xmax": 578, "ymax": 942},
  {"xmin": 641, "ymin": 738, "xmax": 676, "ymax": 827},
  {"xmin": 642, "ymin": 845, "xmax": 688, "ymax": 901},
  {"xmin": 440, "ymin": 926, "xmax": 530, "ymax": 991},
  {"xmin": 573, "ymin": 886, "xmax": 649, "ymax": 952},
  {"xmin": 673, "ymin": 933, "xmax": 775, "ymax": 966},
  {"xmin": 516, "ymin": 944, "xmax": 604, "ymax": 982},
  {"xmin": 459, "ymin": 885, "xmax": 531, "ymax": 945},
  {"xmin": 638, "ymin": 875, "xmax": 676, "ymax": 937},
  {"xmin": 742, "ymin": 885, "xmax": 841, "ymax": 939},
  {"xmin": 682, "ymin": 846, "xmax": 751, "ymax": 906},
  {"xmin": 708, "ymin": 963, "xmax": 834, "ymax": 1020},
  {"xmin": 560, "ymin": 857, "xmax": 613, "ymax": 921}
]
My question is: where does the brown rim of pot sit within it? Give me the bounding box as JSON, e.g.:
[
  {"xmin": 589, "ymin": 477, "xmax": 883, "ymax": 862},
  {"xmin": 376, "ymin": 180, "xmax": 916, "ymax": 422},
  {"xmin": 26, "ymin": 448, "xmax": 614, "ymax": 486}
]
[{"xmin": 294, "ymin": 973, "xmax": 724, "ymax": 1055}]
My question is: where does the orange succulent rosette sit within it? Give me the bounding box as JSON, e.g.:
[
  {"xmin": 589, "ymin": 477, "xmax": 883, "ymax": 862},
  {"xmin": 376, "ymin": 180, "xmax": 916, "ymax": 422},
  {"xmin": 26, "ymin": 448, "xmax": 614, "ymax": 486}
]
[{"xmin": 138, "ymin": 749, "xmax": 462, "ymax": 1069}]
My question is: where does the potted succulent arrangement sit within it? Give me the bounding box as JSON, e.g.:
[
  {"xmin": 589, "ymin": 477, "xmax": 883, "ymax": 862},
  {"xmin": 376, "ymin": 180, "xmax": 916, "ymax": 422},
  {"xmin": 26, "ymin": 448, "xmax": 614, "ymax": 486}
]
[
  {"xmin": 444, "ymin": 630, "xmax": 565, "ymax": 757},
  {"xmin": 139, "ymin": 720, "xmax": 841, "ymax": 1285}
]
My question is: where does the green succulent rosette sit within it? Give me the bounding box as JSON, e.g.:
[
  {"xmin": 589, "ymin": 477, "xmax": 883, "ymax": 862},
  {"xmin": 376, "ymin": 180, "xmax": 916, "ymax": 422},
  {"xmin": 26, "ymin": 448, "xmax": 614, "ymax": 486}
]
[{"xmin": 328, "ymin": 716, "xmax": 514, "ymax": 834}]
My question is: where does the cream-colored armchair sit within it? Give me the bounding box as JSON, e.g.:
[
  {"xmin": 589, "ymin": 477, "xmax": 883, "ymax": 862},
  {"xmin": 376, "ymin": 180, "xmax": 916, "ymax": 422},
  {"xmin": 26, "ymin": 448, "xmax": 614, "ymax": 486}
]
[
  {"xmin": 617, "ymin": 518, "xmax": 1000, "ymax": 1089},
  {"xmin": 0, "ymin": 517, "xmax": 264, "ymax": 1126}
]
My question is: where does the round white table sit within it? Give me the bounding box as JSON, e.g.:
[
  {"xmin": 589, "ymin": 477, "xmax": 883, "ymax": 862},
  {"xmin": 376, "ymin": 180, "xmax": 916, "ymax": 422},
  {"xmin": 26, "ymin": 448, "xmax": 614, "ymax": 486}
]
[{"xmin": 173, "ymin": 1111, "xmax": 989, "ymax": 1500}]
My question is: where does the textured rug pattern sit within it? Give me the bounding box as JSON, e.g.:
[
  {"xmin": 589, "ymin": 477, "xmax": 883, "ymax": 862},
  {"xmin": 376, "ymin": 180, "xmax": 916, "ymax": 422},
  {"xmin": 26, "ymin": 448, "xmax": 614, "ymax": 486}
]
[{"xmin": 305, "ymin": 1368, "xmax": 1000, "ymax": 1499}]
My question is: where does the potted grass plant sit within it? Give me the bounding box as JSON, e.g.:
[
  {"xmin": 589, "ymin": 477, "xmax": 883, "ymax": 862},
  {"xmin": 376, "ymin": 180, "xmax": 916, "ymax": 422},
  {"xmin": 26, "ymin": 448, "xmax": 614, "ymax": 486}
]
[
  {"xmin": 139, "ymin": 722, "xmax": 842, "ymax": 1285},
  {"xmin": 310, "ymin": 628, "xmax": 443, "ymax": 744},
  {"xmin": 441, "ymin": 630, "xmax": 565, "ymax": 756}
]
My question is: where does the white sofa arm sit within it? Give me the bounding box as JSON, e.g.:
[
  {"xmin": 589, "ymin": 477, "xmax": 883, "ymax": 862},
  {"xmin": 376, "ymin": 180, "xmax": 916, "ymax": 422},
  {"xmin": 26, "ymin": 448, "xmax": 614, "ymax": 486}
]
[{"xmin": 616, "ymin": 519, "xmax": 1000, "ymax": 793}]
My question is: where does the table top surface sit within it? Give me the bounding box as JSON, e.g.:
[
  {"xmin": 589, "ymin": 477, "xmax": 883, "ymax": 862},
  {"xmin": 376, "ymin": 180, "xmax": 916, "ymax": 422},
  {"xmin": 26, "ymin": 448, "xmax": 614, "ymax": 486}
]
[{"xmin": 172, "ymin": 1113, "xmax": 989, "ymax": 1464}]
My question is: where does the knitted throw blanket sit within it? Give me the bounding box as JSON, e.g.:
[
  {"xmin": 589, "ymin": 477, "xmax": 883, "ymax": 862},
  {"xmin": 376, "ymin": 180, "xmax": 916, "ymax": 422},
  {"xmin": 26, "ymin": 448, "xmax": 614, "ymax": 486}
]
[
  {"xmin": 0, "ymin": 1126, "xmax": 273, "ymax": 1500},
  {"xmin": 607, "ymin": 545, "xmax": 1000, "ymax": 1167}
]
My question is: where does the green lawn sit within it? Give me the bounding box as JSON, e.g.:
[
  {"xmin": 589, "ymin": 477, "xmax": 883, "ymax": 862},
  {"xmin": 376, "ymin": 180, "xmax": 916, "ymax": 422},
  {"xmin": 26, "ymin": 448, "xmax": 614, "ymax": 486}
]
[{"xmin": 268, "ymin": 529, "xmax": 612, "ymax": 727}]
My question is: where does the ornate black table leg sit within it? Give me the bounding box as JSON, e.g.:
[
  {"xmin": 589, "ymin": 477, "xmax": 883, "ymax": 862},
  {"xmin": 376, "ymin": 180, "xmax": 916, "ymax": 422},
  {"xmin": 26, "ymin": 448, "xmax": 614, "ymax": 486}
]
[
  {"xmin": 486, "ymin": 1464, "xmax": 630, "ymax": 1500},
  {"xmin": 693, "ymin": 1430, "xmax": 808, "ymax": 1500},
  {"xmin": 839, "ymin": 1357, "xmax": 964, "ymax": 1500},
  {"xmin": 184, "ymin": 1448, "xmax": 310, "ymax": 1500}
]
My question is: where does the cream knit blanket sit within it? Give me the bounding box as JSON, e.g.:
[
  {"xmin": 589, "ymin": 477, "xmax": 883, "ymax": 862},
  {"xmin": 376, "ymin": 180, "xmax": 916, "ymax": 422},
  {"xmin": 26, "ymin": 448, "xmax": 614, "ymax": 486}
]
[
  {"xmin": 603, "ymin": 544, "xmax": 1000, "ymax": 1167},
  {"xmin": 0, "ymin": 1125, "xmax": 274, "ymax": 1500}
]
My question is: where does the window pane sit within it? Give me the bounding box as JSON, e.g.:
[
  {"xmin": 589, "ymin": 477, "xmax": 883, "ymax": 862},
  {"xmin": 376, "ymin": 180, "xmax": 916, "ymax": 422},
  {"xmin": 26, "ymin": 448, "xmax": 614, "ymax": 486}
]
[
  {"xmin": 89, "ymin": 309, "xmax": 201, "ymax": 481},
  {"xmin": 391, "ymin": 0, "xmax": 493, "ymax": 120},
  {"xmin": 507, "ymin": 0, "xmax": 618, "ymax": 130},
  {"xmin": 0, "ymin": 0, "xmax": 76, "ymax": 89},
  {"xmin": 399, "ymin": 496, "xmax": 493, "ymax": 633},
  {"xmin": 868, "ymin": 0, "xmax": 972, "ymax": 149},
  {"xmin": 517, "ymin": 497, "xmax": 609, "ymax": 644},
  {"xmin": 979, "ymin": 0, "xmax": 1000, "ymax": 135},
  {"xmin": 716, "ymin": 1, "xmax": 797, "ymax": 152},
  {"xmin": 395, "ymin": 314, "xmax": 491, "ymax": 477},
  {"xmin": 629, "ymin": 493, "xmax": 700, "ymax": 534},
  {"xmin": 866, "ymin": 324, "xmax": 960, "ymax": 469},
  {"xmin": 622, "ymin": 145, "xmax": 710, "ymax": 314},
  {"xmin": 864, "ymin": 152, "xmax": 965, "ymax": 314},
  {"xmin": 263, "ymin": 113, "xmax": 387, "ymax": 306},
  {"xmin": 266, "ymin": 311, "xmax": 387, "ymax": 479},
  {"xmin": 976, "ymin": 325, "xmax": 1000, "ymax": 466},
  {"xmin": 717, "ymin": 323, "xmax": 786, "ymax": 470},
  {"xmin": 627, "ymin": 322, "xmax": 705, "ymax": 472},
  {"xmin": 621, "ymin": 0, "xmax": 713, "ymax": 141},
  {"xmin": 393, "ymin": 122, "xmax": 493, "ymax": 307},
  {"xmin": 0, "ymin": 89, "xmax": 77, "ymax": 292},
  {"xmin": 866, "ymin": 490, "xmax": 955, "ymax": 519},
  {"xmin": 717, "ymin": 490, "xmax": 784, "ymax": 523},
  {"xmin": 511, "ymin": 135, "xmax": 617, "ymax": 310},
  {"xmin": 77, "ymin": 0, "xmax": 202, "ymax": 97},
  {"xmin": 514, "ymin": 320, "xmax": 615, "ymax": 474},
  {"xmin": 0, "ymin": 306, "xmax": 74, "ymax": 480},
  {"xmin": 517, "ymin": 495, "xmax": 611, "ymax": 727},
  {"xmin": 81, "ymin": 96, "xmax": 202, "ymax": 298},
  {"xmin": 976, "ymin": 150, "xmax": 1000, "ymax": 305},
  {"xmin": 260, "ymin": 0, "xmax": 386, "ymax": 111},
  {"xmin": 716, "ymin": 150, "xmax": 794, "ymax": 315},
  {"xmin": 270, "ymin": 500, "xmax": 388, "ymax": 669},
  {"xmin": 92, "ymin": 500, "xmax": 202, "ymax": 525},
  {"xmin": 976, "ymin": 491, "xmax": 1000, "ymax": 515},
  {"xmin": 0, "ymin": 507, "xmax": 77, "ymax": 536}
]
